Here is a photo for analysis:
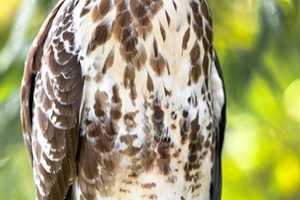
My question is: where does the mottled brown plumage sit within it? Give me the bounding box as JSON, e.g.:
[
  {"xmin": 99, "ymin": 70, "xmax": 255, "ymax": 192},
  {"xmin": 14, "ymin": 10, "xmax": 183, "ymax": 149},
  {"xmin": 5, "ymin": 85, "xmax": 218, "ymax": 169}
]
[{"xmin": 21, "ymin": 0, "xmax": 226, "ymax": 199}]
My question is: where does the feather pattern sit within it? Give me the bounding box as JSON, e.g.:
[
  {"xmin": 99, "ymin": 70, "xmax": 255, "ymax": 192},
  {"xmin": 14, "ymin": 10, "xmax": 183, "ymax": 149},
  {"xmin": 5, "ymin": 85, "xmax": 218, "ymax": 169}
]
[
  {"xmin": 21, "ymin": 0, "xmax": 226, "ymax": 199},
  {"xmin": 21, "ymin": 0, "xmax": 84, "ymax": 199}
]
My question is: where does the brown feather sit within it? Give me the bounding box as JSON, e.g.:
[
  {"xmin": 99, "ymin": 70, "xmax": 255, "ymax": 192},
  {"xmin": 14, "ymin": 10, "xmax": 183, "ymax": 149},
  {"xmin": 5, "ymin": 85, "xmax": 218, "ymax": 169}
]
[
  {"xmin": 21, "ymin": 1, "xmax": 83, "ymax": 199},
  {"xmin": 21, "ymin": 0, "xmax": 66, "ymax": 165}
]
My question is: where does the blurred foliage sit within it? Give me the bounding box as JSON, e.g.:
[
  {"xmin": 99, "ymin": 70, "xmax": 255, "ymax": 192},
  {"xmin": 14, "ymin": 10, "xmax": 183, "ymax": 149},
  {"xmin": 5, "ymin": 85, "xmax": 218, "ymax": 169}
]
[{"xmin": 0, "ymin": 0, "xmax": 299, "ymax": 199}]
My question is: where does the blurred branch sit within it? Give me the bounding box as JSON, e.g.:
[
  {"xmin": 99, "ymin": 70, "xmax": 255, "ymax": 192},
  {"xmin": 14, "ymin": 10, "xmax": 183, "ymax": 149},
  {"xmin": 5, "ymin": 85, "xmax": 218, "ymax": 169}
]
[{"xmin": 0, "ymin": 0, "xmax": 38, "ymax": 75}]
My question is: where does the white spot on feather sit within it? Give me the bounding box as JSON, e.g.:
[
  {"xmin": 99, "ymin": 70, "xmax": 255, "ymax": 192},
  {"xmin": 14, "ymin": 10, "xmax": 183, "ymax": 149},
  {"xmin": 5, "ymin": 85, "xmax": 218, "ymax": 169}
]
[{"xmin": 210, "ymin": 56, "xmax": 224, "ymax": 119}]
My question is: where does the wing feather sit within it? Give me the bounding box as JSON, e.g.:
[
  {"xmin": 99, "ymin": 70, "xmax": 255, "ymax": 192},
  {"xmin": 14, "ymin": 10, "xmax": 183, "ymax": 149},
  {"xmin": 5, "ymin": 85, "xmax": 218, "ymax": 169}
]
[
  {"xmin": 21, "ymin": 0, "xmax": 65, "ymax": 165},
  {"xmin": 20, "ymin": 0, "xmax": 84, "ymax": 199}
]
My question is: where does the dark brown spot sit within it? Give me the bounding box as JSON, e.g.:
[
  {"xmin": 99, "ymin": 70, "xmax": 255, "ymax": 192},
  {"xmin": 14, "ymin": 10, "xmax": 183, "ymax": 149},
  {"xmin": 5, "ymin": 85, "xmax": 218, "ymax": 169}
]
[
  {"xmin": 128, "ymin": 171, "xmax": 138, "ymax": 179},
  {"xmin": 206, "ymin": 122, "xmax": 212, "ymax": 130},
  {"xmin": 87, "ymin": 22, "xmax": 113, "ymax": 54},
  {"xmin": 130, "ymin": 0, "xmax": 153, "ymax": 40},
  {"xmin": 120, "ymin": 188, "xmax": 130, "ymax": 193},
  {"xmin": 165, "ymin": 59, "xmax": 171, "ymax": 75},
  {"xmin": 203, "ymin": 37, "xmax": 209, "ymax": 51},
  {"xmin": 206, "ymin": 25, "xmax": 213, "ymax": 43},
  {"xmin": 187, "ymin": 13, "xmax": 191, "ymax": 25},
  {"xmin": 149, "ymin": 194, "xmax": 158, "ymax": 200},
  {"xmin": 150, "ymin": 63, "xmax": 163, "ymax": 78},
  {"xmin": 141, "ymin": 149, "xmax": 157, "ymax": 172},
  {"xmin": 171, "ymin": 124, "xmax": 176, "ymax": 129},
  {"xmin": 165, "ymin": 11, "xmax": 171, "ymax": 26},
  {"xmin": 204, "ymin": 139, "xmax": 210, "ymax": 148},
  {"xmin": 62, "ymin": 31, "xmax": 74, "ymax": 44},
  {"xmin": 91, "ymin": 5, "xmax": 101, "ymax": 21},
  {"xmin": 208, "ymin": 92, "xmax": 211, "ymax": 101},
  {"xmin": 193, "ymin": 13, "xmax": 203, "ymax": 30},
  {"xmin": 200, "ymin": 1, "xmax": 211, "ymax": 23},
  {"xmin": 182, "ymin": 27, "xmax": 190, "ymax": 50},
  {"xmin": 102, "ymin": 47, "xmax": 115, "ymax": 74},
  {"xmin": 135, "ymin": 44, "xmax": 148, "ymax": 70},
  {"xmin": 201, "ymin": 85, "xmax": 205, "ymax": 95},
  {"xmin": 149, "ymin": 0, "xmax": 163, "ymax": 16},
  {"xmin": 99, "ymin": 0, "xmax": 113, "ymax": 17},
  {"xmin": 147, "ymin": 73, "xmax": 154, "ymax": 92},
  {"xmin": 92, "ymin": 5, "xmax": 102, "ymax": 22},
  {"xmin": 192, "ymin": 22, "xmax": 203, "ymax": 40},
  {"xmin": 195, "ymin": 184, "xmax": 202, "ymax": 190},
  {"xmin": 123, "ymin": 64, "xmax": 138, "ymax": 101},
  {"xmin": 120, "ymin": 134, "xmax": 141, "ymax": 157},
  {"xmin": 183, "ymin": 110, "xmax": 189, "ymax": 118},
  {"xmin": 172, "ymin": 150, "xmax": 179, "ymax": 158},
  {"xmin": 203, "ymin": 54, "xmax": 209, "ymax": 76},
  {"xmin": 153, "ymin": 38, "xmax": 158, "ymax": 57},
  {"xmin": 131, "ymin": 0, "xmax": 146, "ymax": 18},
  {"xmin": 164, "ymin": 87, "xmax": 172, "ymax": 97},
  {"xmin": 123, "ymin": 112, "xmax": 137, "ymax": 130},
  {"xmin": 123, "ymin": 64, "xmax": 135, "ymax": 88},
  {"xmin": 171, "ymin": 111, "xmax": 177, "ymax": 120},
  {"xmin": 190, "ymin": 41, "xmax": 200, "ymax": 65},
  {"xmin": 159, "ymin": 22, "xmax": 166, "ymax": 41},
  {"xmin": 110, "ymin": 85, "xmax": 122, "ymax": 120},
  {"xmin": 150, "ymin": 39, "xmax": 166, "ymax": 76},
  {"xmin": 152, "ymin": 102, "xmax": 165, "ymax": 141},
  {"xmin": 141, "ymin": 182, "xmax": 157, "ymax": 189},
  {"xmin": 172, "ymin": 0, "xmax": 177, "ymax": 11},
  {"xmin": 122, "ymin": 179, "xmax": 133, "ymax": 185},
  {"xmin": 92, "ymin": 0, "xmax": 114, "ymax": 21},
  {"xmin": 116, "ymin": 2, "xmax": 132, "ymax": 28},
  {"xmin": 138, "ymin": 18, "xmax": 153, "ymax": 40},
  {"xmin": 188, "ymin": 152, "xmax": 197, "ymax": 163},
  {"xmin": 94, "ymin": 90, "xmax": 108, "ymax": 117},
  {"xmin": 119, "ymin": 28, "xmax": 138, "ymax": 51},
  {"xmin": 191, "ymin": 62, "xmax": 201, "ymax": 83},
  {"xmin": 80, "ymin": 6, "xmax": 90, "ymax": 17},
  {"xmin": 189, "ymin": 1, "xmax": 199, "ymax": 13},
  {"xmin": 180, "ymin": 117, "xmax": 189, "ymax": 145}
]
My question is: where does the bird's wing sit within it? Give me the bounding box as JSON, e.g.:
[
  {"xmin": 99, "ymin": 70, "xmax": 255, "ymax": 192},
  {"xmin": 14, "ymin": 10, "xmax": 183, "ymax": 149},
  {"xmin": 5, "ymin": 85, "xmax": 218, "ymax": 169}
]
[
  {"xmin": 21, "ymin": 0, "xmax": 65, "ymax": 164},
  {"xmin": 210, "ymin": 50, "xmax": 226, "ymax": 200},
  {"xmin": 20, "ymin": 0, "xmax": 84, "ymax": 199}
]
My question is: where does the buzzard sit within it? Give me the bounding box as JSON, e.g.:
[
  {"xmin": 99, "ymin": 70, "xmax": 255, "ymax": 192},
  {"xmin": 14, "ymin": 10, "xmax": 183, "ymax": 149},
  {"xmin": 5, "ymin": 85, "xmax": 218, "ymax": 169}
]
[{"xmin": 20, "ymin": 0, "xmax": 226, "ymax": 199}]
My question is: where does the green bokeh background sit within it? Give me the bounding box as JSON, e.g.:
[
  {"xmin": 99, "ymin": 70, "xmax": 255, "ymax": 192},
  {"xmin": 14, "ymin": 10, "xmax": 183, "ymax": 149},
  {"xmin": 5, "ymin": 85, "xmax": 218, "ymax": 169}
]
[{"xmin": 0, "ymin": 0, "xmax": 299, "ymax": 199}]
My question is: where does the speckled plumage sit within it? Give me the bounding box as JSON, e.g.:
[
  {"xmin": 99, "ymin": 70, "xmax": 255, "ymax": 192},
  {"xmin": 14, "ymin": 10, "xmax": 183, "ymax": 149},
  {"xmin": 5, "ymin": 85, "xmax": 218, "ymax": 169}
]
[{"xmin": 21, "ymin": 0, "xmax": 226, "ymax": 199}]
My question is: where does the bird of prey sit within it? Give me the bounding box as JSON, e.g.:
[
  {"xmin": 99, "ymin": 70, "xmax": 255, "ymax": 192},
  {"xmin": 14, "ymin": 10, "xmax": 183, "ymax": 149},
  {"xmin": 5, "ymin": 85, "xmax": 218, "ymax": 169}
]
[{"xmin": 20, "ymin": 0, "xmax": 226, "ymax": 199}]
